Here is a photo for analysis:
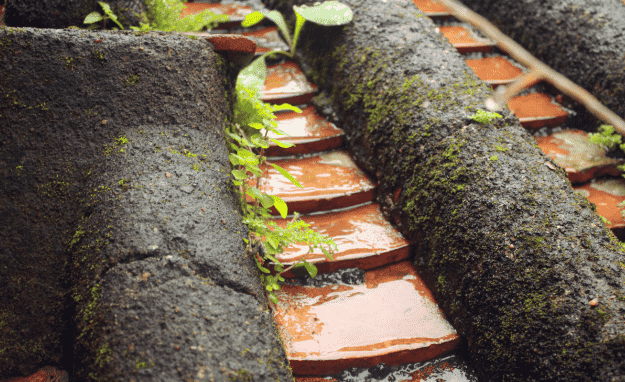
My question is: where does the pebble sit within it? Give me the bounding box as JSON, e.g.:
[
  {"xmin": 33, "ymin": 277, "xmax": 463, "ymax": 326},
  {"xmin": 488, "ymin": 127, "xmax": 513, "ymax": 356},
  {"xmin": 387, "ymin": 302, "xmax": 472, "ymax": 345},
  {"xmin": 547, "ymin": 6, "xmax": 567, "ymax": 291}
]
[{"xmin": 589, "ymin": 298, "xmax": 598, "ymax": 306}]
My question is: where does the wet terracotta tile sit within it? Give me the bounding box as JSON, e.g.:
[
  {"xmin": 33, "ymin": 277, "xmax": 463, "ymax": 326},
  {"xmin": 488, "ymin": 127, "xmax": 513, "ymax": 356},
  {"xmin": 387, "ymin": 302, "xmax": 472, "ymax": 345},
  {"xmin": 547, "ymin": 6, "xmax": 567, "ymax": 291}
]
[
  {"xmin": 264, "ymin": 105, "xmax": 345, "ymax": 157},
  {"xmin": 273, "ymin": 261, "xmax": 460, "ymax": 376},
  {"xmin": 0, "ymin": 366, "xmax": 68, "ymax": 382},
  {"xmin": 465, "ymin": 56, "xmax": 524, "ymax": 86},
  {"xmin": 507, "ymin": 93, "xmax": 569, "ymax": 130},
  {"xmin": 242, "ymin": 26, "xmax": 290, "ymax": 55},
  {"xmin": 411, "ymin": 0, "xmax": 452, "ymax": 17},
  {"xmin": 269, "ymin": 203, "xmax": 410, "ymax": 278},
  {"xmin": 294, "ymin": 355, "xmax": 472, "ymax": 381},
  {"xmin": 251, "ymin": 151, "xmax": 376, "ymax": 214},
  {"xmin": 439, "ymin": 26, "xmax": 495, "ymax": 54},
  {"xmin": 180, "ymin": 2, "xmax": 253, "ymax": 28},
  {"xmin": 534, "ymin": 130, "xmax": 623, "ymax": 183},
  {"xmin": 574, "ymin": 178, "xmax": 625, "ymax": 240},
  {"xmin": 261, "ymin": 61, "xmax": 318, "ymax": 105},
  {"xmin": 181, "ymin": 33, "xmax": 255, "ymax": 53}
]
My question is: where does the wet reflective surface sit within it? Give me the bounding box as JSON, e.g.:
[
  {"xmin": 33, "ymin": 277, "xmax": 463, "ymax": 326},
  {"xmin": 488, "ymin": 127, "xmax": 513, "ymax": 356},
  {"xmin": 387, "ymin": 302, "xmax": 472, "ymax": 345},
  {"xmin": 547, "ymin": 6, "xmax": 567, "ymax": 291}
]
[
  {"xmin": 465, "ymin": 56, "xmax": 523, "ymax": 86},
  {"xmin": 534, "ymin": 129, "xmax": 623, "ymax": 183},
  {"xmin": 255, "ymin": 151, "xmax": 376, "ymax": 214},
  {"xmin": 410, "ymin": 0, "xmax": 451, "ymax": 16},
  {"xmin": 439, "ymin": 26, "xmax": 494, "ymax": 53},
  {"xmin": 262, "ymin": 61, "xmax": 318, "ymax": 105},
  {"xmin": 507, "ymin": 93, "xmax": 569, "ymax": 129},
  {"xmin": 574, "ymin": 178, "xmax": 625, "ymax": 238},
  {"xmin": 273, "ymin": 261, "xmax": 460, "ymax": 376},
  {"xmin": 271, "ymin": 203, "xmax": 410, "ymax": 278},
  {"xmin": 265, "ymin": 106, "xmax": 345, "ymax": 156},
  {"xmin": 294, "ymin": 354, "xmax": 479, "ymax": 382},
  {"xmin": 242, "ymin": 26, "xmax": 290, "ymax": 55}
]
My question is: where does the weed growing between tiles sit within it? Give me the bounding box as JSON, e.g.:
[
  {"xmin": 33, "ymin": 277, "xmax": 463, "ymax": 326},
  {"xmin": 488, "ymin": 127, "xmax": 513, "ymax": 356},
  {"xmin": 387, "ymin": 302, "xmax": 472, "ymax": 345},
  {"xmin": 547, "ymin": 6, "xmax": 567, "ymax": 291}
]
[
  {"xmin": 588, "ymin": 124, "xmax": 625, "ymax": 228},
  {"xmin": 79, "ymin": 0, "xmax": 227, "ymax": 31},
  {"xmin": 228, "ymin": 59, "xmax": 338, "ymax": 307},
  {"xmin": 225, "ymin": 0, "xmax": 356, "ymax": 307},
  {"xmin": 241, "ymin": 0, "xmax": 353, "ymax": 63}
]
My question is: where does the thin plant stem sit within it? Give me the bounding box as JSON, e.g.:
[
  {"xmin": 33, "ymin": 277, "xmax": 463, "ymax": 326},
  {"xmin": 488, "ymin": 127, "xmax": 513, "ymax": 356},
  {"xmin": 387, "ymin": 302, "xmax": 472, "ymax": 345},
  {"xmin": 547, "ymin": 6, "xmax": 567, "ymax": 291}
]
[{"xmin": 433, "ymin": 0, "xmax": 625, "ymax": 135}]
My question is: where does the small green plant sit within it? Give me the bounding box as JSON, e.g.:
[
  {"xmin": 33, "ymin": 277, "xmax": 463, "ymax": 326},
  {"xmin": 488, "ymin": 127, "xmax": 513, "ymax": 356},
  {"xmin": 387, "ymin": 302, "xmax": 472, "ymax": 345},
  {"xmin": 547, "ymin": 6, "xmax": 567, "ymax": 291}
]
[
  {"xmin": 589, "ymin": 124, "xmax": 625, "ymax": 220},
  {"xmin": 469, "ymin": 109, "xmax": 503, "ymax": 125},
  {"xmin": 229, "ymin": 46, "xmax": 339, "ymax": 306},
  {"xmin": 589, "ymin": 124, "xmax": 625, "ymax": 153},
  {"xmin": 84, "ymin": 1, "xmax": 125, "ymax": 30},
  {"xmin": 490, "ymin": 155, "xmax": 498, "ymax": 161},
  {"xmin": 241, "ymin": 1, "xmax": 353, "ymax": 59},
  {"xmin": 130, "ymin": 0, "xmax": 228, "ymax": 32}
]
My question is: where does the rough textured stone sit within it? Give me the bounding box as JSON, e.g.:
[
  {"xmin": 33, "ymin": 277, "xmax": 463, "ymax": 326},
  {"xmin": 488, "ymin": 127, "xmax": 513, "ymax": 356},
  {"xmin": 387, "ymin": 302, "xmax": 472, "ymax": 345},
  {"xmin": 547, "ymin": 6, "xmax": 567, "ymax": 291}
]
[
  {"xmin": 457, "ymin": 0, "xmax": 625, "ymax": 131},
  {"xmin": 259, "ymin": 0, "xmax": 625, "ymax": 380},
  {"xmin": 0, "ymin": 27, "xmax": 294, "ymax": 382},
  {"xmin": 3, "ymin": 0, "xmax": 147, "ymax": 29}
]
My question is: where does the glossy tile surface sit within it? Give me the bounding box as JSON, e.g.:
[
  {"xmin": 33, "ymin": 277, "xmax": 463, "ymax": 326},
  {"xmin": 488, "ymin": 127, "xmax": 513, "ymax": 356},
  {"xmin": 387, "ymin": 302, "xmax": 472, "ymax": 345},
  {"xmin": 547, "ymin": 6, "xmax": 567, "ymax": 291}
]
[
  {"xmin": 294, "ymin": 354, "xmax": 475, "ymax": 382},
  {"xmin": 465, "ymin": 56, "xmax": 524, "ymax": 86},
  {"xmin": 439, "ymin": 26, "xmax": 495, "ymax": 54},
  {"xmin": 262, "ymin": 61, "xmax": 318, "ymax": 105},
  {"xmin": 273, "ymin": 261, "xmax": 460, "ymax": 376},
  {"xmin": 574, "ymin": 178, "xmax": 625, "ymax": 240},
  {"xmin": 507, "ymin": 93, "xmax": 569, "ymax": 129},
  {"xmin": 535, "ymin": 130, "xmax": 623, "ymax": 183},
  {"xmin": 265, "ymin": 105, "xmax": 345, "ymax": 156},
  {"xmin": 270, "ymin": 203, "xmax": 410, "ymax": 277},
  {"xmin": 242, "ymin": 26, "xmax": 290, "ymax": 55},
  {"xmin": 0, "ymin": 366, "xmax": 68, "ymax": 382},
  {"xmin": 254, "ymin": 151, "xmax": 376, "ymax": 214},
  {"xmin": 411, "ymin": 0, "xmax": 452, "ymax": 17}
]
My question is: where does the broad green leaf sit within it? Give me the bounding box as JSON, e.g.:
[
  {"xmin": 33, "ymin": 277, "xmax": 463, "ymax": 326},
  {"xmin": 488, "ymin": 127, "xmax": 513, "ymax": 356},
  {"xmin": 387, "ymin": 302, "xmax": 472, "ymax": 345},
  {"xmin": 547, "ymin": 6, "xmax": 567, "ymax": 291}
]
[
  {"xmin": 247, "ymin": 186, "xmax": 264, "ymax": 201},
  {"xmin": 259, "ymin": 265, "xmax": 270, "ymax": 273},
  {"xmin": 293, "ymin": 1, "xmax": 354, "ymax": 26},
  {"xmin": 228, "ymin": 132, "xmax": 243, "ymax": 144},
  {"xmin": 251, "ymin": 134, "xmax": 270, "ymax": 148},
  {"xmin": 85, "ymin": 23, "xmax": 100, "ymax": 30},
  {"xmin": 270, "ymin": 103, "xmax": 302, "ymax": 113},
  {"xmin": 229, "ymin": 153, "xmax": 243, "ymax": 166},
  {"xmin": 269, "ymin": 162, "xmax": 303, "ymax": 188},
  {"xmin": 231, "ymin": 179, "xmax": 242, "ymax": 186},
  {"xmin": 269, "ymin": 138, "xmax": 295, "ymax": 148},
  {"xmin": 269, "ymin": 292, "xmax": 278, "ymax": 304},
  {"xmin": 267, "ymin": 127, "xmax": 289, "ymax": 136},
  {"xmin": 237, "ymin": 56, "xmax": 267, "ymax": 95},
  {"xmin": 98, "ymin": 1, "xmax": 113, "ymax": 15},
  {"xmin": 266, "ymin": 284, "xmax": 273, "ymax": 291},
  {"xmin": 321, "ymin": 246, "xmax": 334, "ymax": 261},
  {"xmin": 271, "ymin": 195, "xmax": 288, "ymax": 218},
  {"xmin": 84, "ymin": 11, "xmax": 103, "ymax": 24},
  {"xmin": 249, "ymin": 122, "xmax": 264, "ymax": 130},
  {"xmin": 259, "ymin": 192, "xmax": 274, "ymax": 208},
  {"xmin": 264, "ymin": 10, "xmax": 292, "ymax": 47},
  {"xmin": 266, "ymin": 254, "xmax": 281, "ymax": 265},
  {"xmin": 290, "ymin": 12, "xmax": 307, "ymax": 56},
  {"xmin": 304, "ymin": 262, "xmax": 317, "ymax": 278},
  {"xmin": 241, "ymin": 11, "xmax": 265, "ymax": 28},
  {"xmin": 232, "ymin": 169, "xmax": 248, "ymax": 180},
  {"xmin": 272, "ymin": 282, "xmax": 281, "ymax": 291}
]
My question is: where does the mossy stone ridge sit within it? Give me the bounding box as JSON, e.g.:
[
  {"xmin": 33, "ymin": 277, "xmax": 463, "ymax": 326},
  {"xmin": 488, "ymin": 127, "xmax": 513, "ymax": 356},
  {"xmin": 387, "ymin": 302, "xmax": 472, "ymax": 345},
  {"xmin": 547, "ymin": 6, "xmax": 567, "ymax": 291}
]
[
  {"xmin": 259, "ymin": 0, "xmax": 625, "ymax": 380},
  {"xmin": 459, "ymin": 0, "xmax": 625, "ymax": 132},
  {"xmin": 3, "ymin": 0, "xmax": 147, "ymax": 29},
  {"xmin": 1, "ymin": 27, "xmax": 295, "ymax": 382}
]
